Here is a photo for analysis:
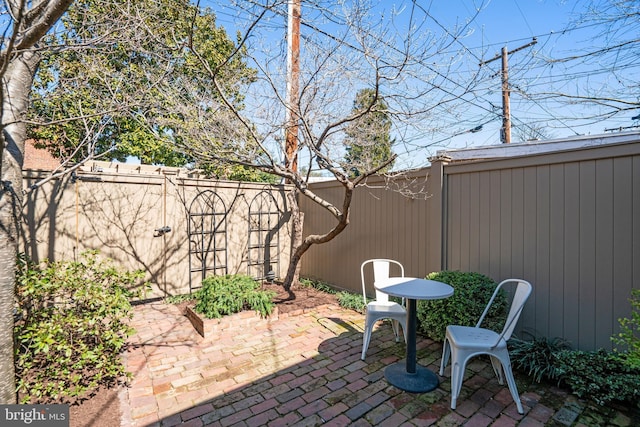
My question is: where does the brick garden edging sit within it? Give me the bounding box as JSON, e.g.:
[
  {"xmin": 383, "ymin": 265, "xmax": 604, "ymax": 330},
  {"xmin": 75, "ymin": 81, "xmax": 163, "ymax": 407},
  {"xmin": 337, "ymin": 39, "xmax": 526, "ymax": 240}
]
[
  {"xmin": 185, "ymin": 306, "xmax": 281, "ymax": 338},
  {"xmin": 183, "ymin": 304, "xmax": 343, "ymax": 338}
]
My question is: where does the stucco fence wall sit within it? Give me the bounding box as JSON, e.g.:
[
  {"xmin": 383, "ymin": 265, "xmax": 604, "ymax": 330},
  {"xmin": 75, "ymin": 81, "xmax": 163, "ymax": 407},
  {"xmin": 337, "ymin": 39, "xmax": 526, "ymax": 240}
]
[{"xmin": 22, "ymin": 162, "xmax": 293, "ymax": 299}]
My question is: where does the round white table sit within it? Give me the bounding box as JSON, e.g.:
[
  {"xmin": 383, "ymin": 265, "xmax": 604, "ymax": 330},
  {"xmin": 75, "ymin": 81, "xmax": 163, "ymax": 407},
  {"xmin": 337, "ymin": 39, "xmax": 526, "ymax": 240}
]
[{"xmin": 374, "ymin": 277, "xmax": 454, "ymax": 393}]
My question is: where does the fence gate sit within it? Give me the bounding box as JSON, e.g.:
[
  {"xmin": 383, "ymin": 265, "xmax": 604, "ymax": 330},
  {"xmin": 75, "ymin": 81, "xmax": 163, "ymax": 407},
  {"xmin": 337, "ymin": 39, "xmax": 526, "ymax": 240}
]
[
  {"xmin": 188, "ymin": 190, "xmax": 228, "ymax": 293},
  {"xmin": 247, "ymin": 190, "xmax": 281, "ymax": 281}
]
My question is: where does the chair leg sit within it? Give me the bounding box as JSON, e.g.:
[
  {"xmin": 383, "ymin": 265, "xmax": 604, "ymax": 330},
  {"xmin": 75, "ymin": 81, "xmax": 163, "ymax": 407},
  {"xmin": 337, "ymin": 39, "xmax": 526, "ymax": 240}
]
[
  {"xmin": 361, "ymin": 317, "xmax": 406, "ymax": 360},
  {"xmin": 391, "ymin": 320, "xmax": 401, "ymax": 342},
  {"xmin": 361, "ymin": 323, "xmax": 372, "ymax": 360},
  {"xmin": 439, "ymin": 338, "xmax": 450, "ymax": 376},
  {"xmin": 401, "ymin": 322, "xmax": 407, "ymax": 343},
  {"xmin": 449, "ymin": 351, "xmax": 467, "ymax": 410},
  {"xmin": 489, "ymin": 355, "xmax": 505, "ymax": 384},
  {"xmin": 501, "ymin": 358, "xmax": 524, "ymax": 414}
]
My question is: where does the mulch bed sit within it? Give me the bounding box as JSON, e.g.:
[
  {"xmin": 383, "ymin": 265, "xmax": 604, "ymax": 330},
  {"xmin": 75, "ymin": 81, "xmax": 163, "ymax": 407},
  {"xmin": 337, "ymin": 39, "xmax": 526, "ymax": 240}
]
[
  {"xmin": 262, "ymin": 281, "xmax": 340, "ymax": 313},
  {"xmin": 69, "ymin": 386, "xmax": 121, "ymax": 427}
]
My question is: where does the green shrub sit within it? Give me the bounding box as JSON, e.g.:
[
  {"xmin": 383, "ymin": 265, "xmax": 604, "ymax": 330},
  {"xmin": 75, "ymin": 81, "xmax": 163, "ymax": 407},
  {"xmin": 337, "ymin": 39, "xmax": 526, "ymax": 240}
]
[
  {"xmin": 611, "ymin": 288, "xmax": 640, "ymax": 369},
  {"xmin": 416, "ymin": 271, "xmax": 506, "ymax": 341},
  {"xmin": 14, "ymin": 251, "xmax": 146, "ymax": 403},
  {"xmin": 509, "ymin": 333, "xmax": 571, "ymax": 383},
  {"xmin": 555, "ymin": 348, "xmax": 640, "ymax": 408},
  {"xmin": 194, "ymin": 274, "xmax": 275, "ymax": 318}
]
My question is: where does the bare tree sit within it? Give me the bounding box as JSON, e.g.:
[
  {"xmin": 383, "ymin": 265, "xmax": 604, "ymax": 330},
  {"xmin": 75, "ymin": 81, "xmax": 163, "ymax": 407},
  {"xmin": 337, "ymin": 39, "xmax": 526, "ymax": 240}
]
[
  {"xmin": 513, "ymin": 123, "xmax": 555, "ymax": 142},
  {"xmin": 141, "ymin": 0, "xmax": 486, "ymax": 290}
]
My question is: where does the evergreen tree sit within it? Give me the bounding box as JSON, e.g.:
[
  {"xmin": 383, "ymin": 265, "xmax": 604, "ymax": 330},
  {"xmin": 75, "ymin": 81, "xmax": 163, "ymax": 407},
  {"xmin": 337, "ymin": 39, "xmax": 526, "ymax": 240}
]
[{"xmin": 344, "ymin": 88, "xmax": 395, "ymax": 177}]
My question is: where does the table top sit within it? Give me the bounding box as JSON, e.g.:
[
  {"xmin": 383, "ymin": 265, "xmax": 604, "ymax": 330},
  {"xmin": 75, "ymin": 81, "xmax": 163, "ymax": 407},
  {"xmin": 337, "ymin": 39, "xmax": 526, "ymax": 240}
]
[{"xmin": 374, "ymin": 277, "xmax": 454, "ymax": 300}]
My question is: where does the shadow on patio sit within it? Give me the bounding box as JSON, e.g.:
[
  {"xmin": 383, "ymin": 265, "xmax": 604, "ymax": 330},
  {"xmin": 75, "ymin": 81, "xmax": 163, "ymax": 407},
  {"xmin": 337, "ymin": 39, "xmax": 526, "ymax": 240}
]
[{"xmin": 120, "ymin": 302, "xmax": 639, "ymax": 426}]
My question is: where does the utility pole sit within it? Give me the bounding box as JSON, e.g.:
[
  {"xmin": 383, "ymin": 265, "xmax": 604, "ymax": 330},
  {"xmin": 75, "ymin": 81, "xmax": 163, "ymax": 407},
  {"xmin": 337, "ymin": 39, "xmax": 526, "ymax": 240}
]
[
  {"xmin": 501, "ymin": 47, "xmax": 510, "ymax": 143},
  {"xmin": 285, "ymin": 0, "xmax": 301, "ymax": 172},
  {"xmin": 480, "ymin": 38, "xmax": 537, "ymax": 143}
]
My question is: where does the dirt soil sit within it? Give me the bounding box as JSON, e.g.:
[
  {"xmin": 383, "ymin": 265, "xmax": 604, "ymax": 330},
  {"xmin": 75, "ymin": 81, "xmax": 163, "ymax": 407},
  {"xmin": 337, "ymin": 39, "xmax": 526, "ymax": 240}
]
[
  {"xmin": 69, "ymin": 282, "xmax": 339, "ymax": 427},
  {"xmin": 262, "ymin": 281, "xmax": 340, "ymax": 314}
]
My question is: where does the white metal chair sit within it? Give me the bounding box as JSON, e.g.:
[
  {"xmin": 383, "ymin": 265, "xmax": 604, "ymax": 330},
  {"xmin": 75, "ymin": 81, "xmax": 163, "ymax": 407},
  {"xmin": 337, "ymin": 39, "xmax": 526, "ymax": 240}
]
[
  {"xmin": 439, "ymin": 279, "xmax": 533, "ymax": 414},
  {"xmin": 360, "ymin": 259, "xmax": 407, "ymax": 360}
]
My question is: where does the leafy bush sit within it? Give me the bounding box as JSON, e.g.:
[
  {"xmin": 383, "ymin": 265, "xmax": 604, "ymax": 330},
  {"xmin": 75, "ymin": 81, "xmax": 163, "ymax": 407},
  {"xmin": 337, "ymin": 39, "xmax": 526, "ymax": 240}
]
[
  {"xmin": 509, "ymin": 333, "xmax": 571, "ymax": 383},
  {"xmin": 555, "ymin": 349, "xmax": 640, "ymax": 407},
  {"xmin": 194, "ymin": 274, "xmax": 275, "ymax": 318},
  {"xmin": 416, "ymin": 271, "xmax": 506, "ymax": 341},
  {"xmin": 611, "ymin": 288, "xmax": 640, "ymax": 369},
  {"xmin": 14, "ymin": 251, "xmax": 146, "ymax": 403}
]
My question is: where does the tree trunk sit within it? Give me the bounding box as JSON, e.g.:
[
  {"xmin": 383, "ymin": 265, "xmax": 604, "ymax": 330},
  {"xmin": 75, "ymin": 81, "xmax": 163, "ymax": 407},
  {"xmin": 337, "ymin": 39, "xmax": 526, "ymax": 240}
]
[
  {"xmin": 283, "ymin": 189, "xmax": 303, "ymax": 291},
  {"xmin": 0, "ymin": 50, "xmax": 40, "ymax": 404},
  {"xmin": 282, "ymin": 183, "xmax": 354, "ymax": 292}
]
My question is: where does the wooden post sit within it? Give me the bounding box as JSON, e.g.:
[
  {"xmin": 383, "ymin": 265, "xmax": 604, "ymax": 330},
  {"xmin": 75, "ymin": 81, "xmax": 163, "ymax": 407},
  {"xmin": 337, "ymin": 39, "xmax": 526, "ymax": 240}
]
[{"xmin": 426, "ymin": 155, "xmax": 450, "ymax": 273}]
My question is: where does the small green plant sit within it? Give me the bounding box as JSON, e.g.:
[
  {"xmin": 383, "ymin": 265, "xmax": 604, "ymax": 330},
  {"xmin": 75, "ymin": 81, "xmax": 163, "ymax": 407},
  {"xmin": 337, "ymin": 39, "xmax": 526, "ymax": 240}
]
[
  {"xmin": 509, "ymin": 332, "xmax": 571, "ymax": 383},
  {"xmin": 555, "ymin": 348, "xmax": 640, "ymax": 408},
  {"xmin": 611, "ymin": 288, "xmax": 640, "ymax": 369},
  {"xmin": 299, "ymin": 277, "xmax": 338, "ymax": 294},
  {"xmin": 194, "ymin": 274, "xmax": 275, "ymax": 318},
  {"xmin": 164, "ymin": 293, "xmax": 195, "ymax": 304},
  {"xmin": 14, "ymin": 251, "xmax": 146, "ymax": 403},
  {"xmin": 417, "ymin": 271, "xmax": 506, "ymax": 341},
  {"xmin": 337, "ymin": 291, "xmax": 367, "ymax": 313}
]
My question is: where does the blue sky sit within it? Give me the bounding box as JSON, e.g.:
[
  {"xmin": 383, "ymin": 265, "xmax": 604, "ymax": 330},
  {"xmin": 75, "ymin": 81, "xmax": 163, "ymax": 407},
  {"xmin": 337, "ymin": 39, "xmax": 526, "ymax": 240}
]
[
  {"xmin": 370, "ymin": 1, "xmax": 631, "ymax": 147},
  {"xmin": 203, "ymin": 0, "xmax": 638, "ymax": 169}
]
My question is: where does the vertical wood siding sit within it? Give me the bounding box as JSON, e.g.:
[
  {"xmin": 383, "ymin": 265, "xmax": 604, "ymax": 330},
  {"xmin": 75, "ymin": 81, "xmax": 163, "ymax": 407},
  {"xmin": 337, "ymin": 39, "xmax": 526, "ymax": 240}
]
[
  {"xmin": 301, "ymin": 142, "xmax": 640, "ymax": 351},
  {"xmin": 300, "ymin": 172, "xmax": 436, "ymax": 295}
]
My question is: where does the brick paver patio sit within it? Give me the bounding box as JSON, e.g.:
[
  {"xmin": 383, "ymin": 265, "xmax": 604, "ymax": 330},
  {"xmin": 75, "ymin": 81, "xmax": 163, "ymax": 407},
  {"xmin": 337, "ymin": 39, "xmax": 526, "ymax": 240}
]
[{"xmin": 119, "ymin": 302, "xmax": 638, "ymax": 426}]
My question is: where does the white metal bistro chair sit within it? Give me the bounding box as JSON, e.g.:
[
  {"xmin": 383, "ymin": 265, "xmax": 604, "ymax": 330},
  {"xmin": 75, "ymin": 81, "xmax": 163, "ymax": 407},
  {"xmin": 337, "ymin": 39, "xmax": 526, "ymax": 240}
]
[
  {"xmin": 439, "ymin": 279, "xmax": 533, "ymax": 414},
  {"xmin": 360, "ymin": 259, "xmax": 407, "ymax": 360}
]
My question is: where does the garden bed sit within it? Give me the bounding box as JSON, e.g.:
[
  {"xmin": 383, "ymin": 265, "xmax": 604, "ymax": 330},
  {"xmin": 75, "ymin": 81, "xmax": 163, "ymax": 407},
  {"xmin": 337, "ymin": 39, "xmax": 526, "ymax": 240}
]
[{"xmin": 181, "ymin": 281, "xmax": 340, "ymax": 337}]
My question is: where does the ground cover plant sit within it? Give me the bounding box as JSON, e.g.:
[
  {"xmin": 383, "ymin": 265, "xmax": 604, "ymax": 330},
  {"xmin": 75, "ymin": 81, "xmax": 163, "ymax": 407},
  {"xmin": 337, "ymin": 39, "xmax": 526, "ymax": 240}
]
[
  {"xmin": 510, "ymin": 338, "xmax": 640, "ymax": 408},
  {"xmin": 337, "ymin": 291, "xmax": 367, "ymax": 313},
  {"xmin": 509, "ymin": 289, "xmax": 640, "ymax": 409},
  {"xmin": 508, "ymin": 333, "xmax": 571, "ymax": 383},
  {"xmin": 300, "ymin": 277, "xmax": 366, "ymax": 313},
  {"xmin": 299, "ymin": 277, "xmax": 337, "ymax": 294},
  {"xmin": 300, "ymin": 277, "xmax": 406, "ymax": 314},
  {"xmin": 14, "ymin": 251, "xmax": 146, "ymax": 403},
  {"xmin": 555, "ymin": 348, "xmax": 640, "ymax": 407}
]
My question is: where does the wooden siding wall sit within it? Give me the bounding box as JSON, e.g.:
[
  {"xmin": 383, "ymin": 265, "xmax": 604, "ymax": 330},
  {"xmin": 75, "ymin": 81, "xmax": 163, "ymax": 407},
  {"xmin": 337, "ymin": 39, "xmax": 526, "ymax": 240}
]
[
  {"xmin": 300, "ymin": 142, "xmax": 640, "ymax": 351},
  {"xmin": 300, "ymin": 171, "xmax": 441, "ymax": 297}
]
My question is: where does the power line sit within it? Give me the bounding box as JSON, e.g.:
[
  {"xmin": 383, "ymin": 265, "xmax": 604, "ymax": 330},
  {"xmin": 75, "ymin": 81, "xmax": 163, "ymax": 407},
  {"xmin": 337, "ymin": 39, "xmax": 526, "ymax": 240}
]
[{"xmin": 205, "ymin": 1, "xmax": 639, "ymax": 150}]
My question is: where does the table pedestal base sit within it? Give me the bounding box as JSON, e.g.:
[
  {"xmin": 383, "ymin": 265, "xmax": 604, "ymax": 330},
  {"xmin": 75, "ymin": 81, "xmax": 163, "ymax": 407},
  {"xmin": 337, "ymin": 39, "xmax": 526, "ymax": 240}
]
[{"xmin": 384, "ymin": 360, "xmax": 439, "ymax": 393}]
